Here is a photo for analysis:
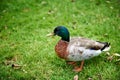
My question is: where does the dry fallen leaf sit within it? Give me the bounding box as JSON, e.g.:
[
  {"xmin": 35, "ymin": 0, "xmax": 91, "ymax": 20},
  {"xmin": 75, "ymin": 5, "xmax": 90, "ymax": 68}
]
[
  {"xmin": 4, "ymin": 60, "xmax": 13, "ymax": 65},
  {"xmin": 12, "ymin": 64, "xmax": 22, "ymax": 69},
  {"xmin": 4, "ymin": 55, "xmax": 19, "ymax": 65},
  {"xmin": 74, "ymin": 75, "xmax": 78, "ymax": 80},
  {"xmin": 107, "ymin": 56, "xmax": 113, "ymax": 62},
  {"xmin": 88, "ymin": 77, "xmax": 92, "ymax": 80},
  {"xmin": 106, "ymin": 52, "xmax": 120, "ymax": 62},
  {"xmin": 11, "ymin": 56, "xmax": 17, "ymax": 62},
  {"xmin": 41, "ymin": 1, "xmax": 47, "ymax": 5},
  {"xmin": 106, "ymin": 52, "xmax": 110, "ymax": 56},
  {"xmin": 113, "ymin": 53, "xmax": 120, "ymax": 57},
  {"xmin": 116, "ymin": 59, "xmax": 120, "ymax": 61}
]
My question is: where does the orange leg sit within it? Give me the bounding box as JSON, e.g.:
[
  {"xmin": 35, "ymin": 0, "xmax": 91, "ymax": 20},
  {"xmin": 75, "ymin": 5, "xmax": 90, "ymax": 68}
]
[
  {"xmin": 73, "ymin": 60, "xmax": 84, "ymax": 72},
  {"xmin": 66, "ymin": 61, "xmax": 76, "ymax": 65},
  {"xmin": 66, "ymin": 61, "xmax": 79, "ymax": 69}
]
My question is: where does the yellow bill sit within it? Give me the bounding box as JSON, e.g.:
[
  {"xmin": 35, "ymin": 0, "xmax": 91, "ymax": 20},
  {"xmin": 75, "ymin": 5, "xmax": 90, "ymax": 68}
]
[{"xmin": 46, "ymin": 32, "xmax": 54, "ymax": 37}]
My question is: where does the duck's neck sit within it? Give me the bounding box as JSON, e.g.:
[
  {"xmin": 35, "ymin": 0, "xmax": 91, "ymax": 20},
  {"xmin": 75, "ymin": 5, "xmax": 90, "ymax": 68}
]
[{"xmin": 61, "ymin": 36, "xmax": 70, "ymax": 42}]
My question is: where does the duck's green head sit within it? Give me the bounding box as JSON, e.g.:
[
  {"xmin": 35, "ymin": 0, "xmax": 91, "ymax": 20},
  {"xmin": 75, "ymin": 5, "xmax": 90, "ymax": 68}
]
[{"xmin": 54, "ymin": 26, "xmax": 70, "ymax": 42}]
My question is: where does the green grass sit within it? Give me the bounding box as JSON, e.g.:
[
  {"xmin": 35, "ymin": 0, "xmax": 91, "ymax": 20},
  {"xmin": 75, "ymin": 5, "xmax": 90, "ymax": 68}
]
[{"xmin": 0, "ymin": 0, "xmax": 120, "ymax": 80}]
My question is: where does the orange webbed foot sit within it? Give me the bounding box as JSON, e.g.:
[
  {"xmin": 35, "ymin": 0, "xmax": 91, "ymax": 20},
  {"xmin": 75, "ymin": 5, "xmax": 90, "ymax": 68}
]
[
  {"xmin": 73, "ymin": 60, "xmax": 84, "ymax": 72},
  {"xmin": 73, "ymin": 66, "xmax": 82, "ymax": 72}
]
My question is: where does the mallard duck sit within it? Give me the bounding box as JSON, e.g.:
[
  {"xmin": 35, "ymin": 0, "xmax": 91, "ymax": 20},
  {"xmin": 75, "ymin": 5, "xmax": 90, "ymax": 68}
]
[{"xmin": 48, "ymin": 26, "xmax": 111, "ymax": 72}]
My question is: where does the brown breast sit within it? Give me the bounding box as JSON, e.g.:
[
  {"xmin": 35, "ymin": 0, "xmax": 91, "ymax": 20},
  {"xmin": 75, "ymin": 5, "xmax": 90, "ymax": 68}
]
[{"xmin": 55, "ymin": 40, "xmax": 69, "ymax": 60}]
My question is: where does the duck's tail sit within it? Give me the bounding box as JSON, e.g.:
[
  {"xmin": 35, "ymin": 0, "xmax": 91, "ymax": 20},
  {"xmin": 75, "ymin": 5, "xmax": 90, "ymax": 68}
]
[{"xmin": 101, "ymin": 42, "xmax": 111, "ymax": 51}]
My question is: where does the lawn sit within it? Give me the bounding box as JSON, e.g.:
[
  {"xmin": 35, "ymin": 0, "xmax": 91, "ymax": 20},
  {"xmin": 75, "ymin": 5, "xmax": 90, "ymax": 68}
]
[{"xmin": 0, "ymin": 0, "xmax": 120, "ymax": 80}]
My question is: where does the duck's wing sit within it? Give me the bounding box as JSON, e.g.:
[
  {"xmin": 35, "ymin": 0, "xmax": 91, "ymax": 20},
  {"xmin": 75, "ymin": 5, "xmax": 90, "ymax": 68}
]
[
  {"xmin": 69, "ymin": 37, "xmax": 110, "ymax": 51},
  {"xmin": 66, "ymin": 37, "xmax": 110, "ymax": 61}
]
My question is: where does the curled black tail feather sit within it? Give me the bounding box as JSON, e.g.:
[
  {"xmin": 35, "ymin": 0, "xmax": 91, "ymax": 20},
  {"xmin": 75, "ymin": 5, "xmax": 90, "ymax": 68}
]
[{"xmin": 101, "ymin": 42, "xmax": 110, "ymax": 51}]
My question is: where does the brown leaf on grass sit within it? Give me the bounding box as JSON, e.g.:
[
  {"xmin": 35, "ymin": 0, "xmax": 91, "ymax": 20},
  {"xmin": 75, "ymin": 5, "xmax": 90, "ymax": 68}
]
[
  {"xmin": 12, "ymin": 64, "xmax": 22, "ymax": 69},
  {"xmin": 106, "ymin": 53, "xmax": 120, "ymax": 62},
  {"xmin": 88, "ymin": 77, "xmax": 92, "ymax": 80},
  {"xmin": 113, "ymin": 53, "xmax": 120, "ymax": 57},
  {"xmin": 4, "ymin": 60, "xmax": 13, "ymax": 65},
  {"xmin": 41, "ymin": 1, "xmax": 47, "ymax": 5},
  {"xmin": 4, "ymin": 55, "xmax": 21, "ymax": 67},
  {"xmin": 113, "ymin": 53, "xmax": 120, "ymax": 63},
  {"xmin": 11, "ymin": 55, "xmax": 18, "ymax": 62},
  {"xmin": 106, "ymin": 52, "xmax": 110, "ymax": 56},
  {"xmin": 4, "ymin": 55, "xmax": 18, "ymax": 65},
  {"xmin": 74, "ymin": 75, "xmax": 78, "ymax": 80},
  {"xmin": 116, "ymin": 59, "xmax": 120, "ymax": 61},
  {"xmin": 107, "ymin": 56, "xmax": 113, "ymax": 62}
]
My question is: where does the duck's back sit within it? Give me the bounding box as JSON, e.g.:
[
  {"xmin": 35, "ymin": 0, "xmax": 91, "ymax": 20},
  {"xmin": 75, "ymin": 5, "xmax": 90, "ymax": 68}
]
[
  {"xmin": 67, "ymin": 37, "xmax": 106, "ymax": 61},
  {"xmin": 69, "ymin": 37, "xmax": 105, "ymax": 49}
]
